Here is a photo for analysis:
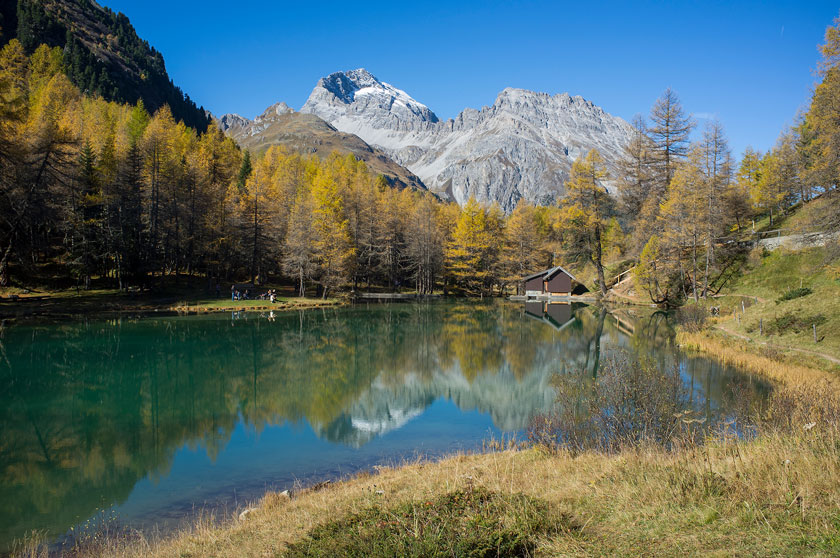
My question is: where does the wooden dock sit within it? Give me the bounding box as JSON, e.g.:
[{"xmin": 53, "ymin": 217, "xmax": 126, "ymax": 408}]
[{"xmin": 509, "ymin": 294, "xmax": 596, "ymax": 303}]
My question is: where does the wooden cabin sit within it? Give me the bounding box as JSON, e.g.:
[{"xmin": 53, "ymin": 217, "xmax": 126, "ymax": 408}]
[{"xmin": 522, "ymin": 265, "xmax": 584, "ymax": 297}]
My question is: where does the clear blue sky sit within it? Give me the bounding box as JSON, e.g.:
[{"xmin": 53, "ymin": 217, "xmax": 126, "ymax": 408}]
[{"xmin": 103, "ymin": 0, "xmax": 838, "ymax": 158}]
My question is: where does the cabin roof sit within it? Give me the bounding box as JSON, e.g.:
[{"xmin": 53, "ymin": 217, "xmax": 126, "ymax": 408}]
[{"xmin": 522, "ymin": 265, "xmax": 578, "ymax": 283}]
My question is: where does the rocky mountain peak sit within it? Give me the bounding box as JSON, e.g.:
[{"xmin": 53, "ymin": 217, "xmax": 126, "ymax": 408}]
[
  {"xmin": 255, "ymin": 101, "xmax": 294, "ymax": 123},
  {"xmin": 299, "ymin": 70, "xmax": 634, "ymax": 211},
  {"xmin": 217, "ymin": 113, "xmax": 250, "ymax": 133},
  {"xmin": 301, "ymin": 68, "xmax": 439, "ymax": 126}
]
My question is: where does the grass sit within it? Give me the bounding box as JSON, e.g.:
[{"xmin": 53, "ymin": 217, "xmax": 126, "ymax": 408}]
[
  {"xmin": 13, "ymin": 346, "xmax": 840, "ymax": 558},
  {"xmin": 17, "ymin": 426, "xmax": 840, "ymax": 557},
  {"xmin": 171, "ymin": 296, "xmax": 340, "ymax": 314},
  {"xmin": 676, "ymin": 328, "xmax": 840, "ymax": 389},
  {"xmin": 692, "ymin": 245, "xmax": 840, "ymax": 361},
  {"xmin": 0, "ymin": 283, "xmax": 344, "ymax": 318},
  {"xmin": 285, "ymin": 486, "xmax": 568, "ymax": 557}
]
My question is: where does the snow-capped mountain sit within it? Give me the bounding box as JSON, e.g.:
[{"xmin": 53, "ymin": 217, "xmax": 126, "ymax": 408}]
[{"xmin": 301, "ymin": 69, "xmax": 635, "ymax": 211}]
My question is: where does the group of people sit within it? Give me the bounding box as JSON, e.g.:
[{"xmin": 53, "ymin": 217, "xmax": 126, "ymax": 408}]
[{"xmin": 230, "ymin": 285, "xmax": 277, "ymax": 303}]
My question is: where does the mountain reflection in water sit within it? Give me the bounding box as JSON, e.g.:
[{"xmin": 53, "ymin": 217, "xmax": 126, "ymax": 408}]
[{"xmin": 0, "ymin": 301, "xmax": 770, "ymax": 550}]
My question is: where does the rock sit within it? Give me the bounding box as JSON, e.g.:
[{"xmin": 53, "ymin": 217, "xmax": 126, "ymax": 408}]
[
  {"xmin": 301, "ymin": 69, "xmax": 634, "ymax": 211},
  {"xmin": 238, "ymin": 507, "xmax": 258, "ymax": 521}
]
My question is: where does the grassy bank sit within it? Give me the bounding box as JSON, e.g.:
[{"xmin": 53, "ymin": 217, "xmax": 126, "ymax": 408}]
[
  {"xmin": 13, "ymin": 342, "xmax": 840, "ymax": 558},
  {"xmin": 705, "ymin": 245, "xmax": 840, "ymax": 362},
  {"xmin": 17, "ymin": 424, "xmax": 840, "ymax": 557},
  {"xmin": 677, "ymin": 328, "xmax": 840, "ymax": 389},
  {"xmin": 0, "ymin": 285, "xmax": 343, "ymax": 318}
]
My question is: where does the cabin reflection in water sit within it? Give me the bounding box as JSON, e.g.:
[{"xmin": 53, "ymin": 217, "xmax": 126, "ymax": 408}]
[{"xmin": 524, "ymin": 301, "xmax": 574, "ymax": 331}]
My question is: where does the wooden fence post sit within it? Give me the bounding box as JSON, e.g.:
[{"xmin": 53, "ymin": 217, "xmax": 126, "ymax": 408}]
[{"xmin": 760, "ymin": 318, "xmax": 763, "ymax": 336}]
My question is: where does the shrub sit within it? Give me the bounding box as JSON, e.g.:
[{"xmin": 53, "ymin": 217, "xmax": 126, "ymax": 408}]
[
  {"xmin": 776, "ymin": 286, "xmax": 813, "ymax": 303},
  {"xmin": 285, "ymin": 486, "xmax": 570, "ymax": 557},
  {"xmin": 767, "ymin": 312, "xmax": 826, "ymax": 335},
  {"xmin": 528, "ymin": 354, "xmax": 709, "ymax": 454},
  {"xmin": 675, "ymin": 304, "xmax": 707, "ymax": 333}
]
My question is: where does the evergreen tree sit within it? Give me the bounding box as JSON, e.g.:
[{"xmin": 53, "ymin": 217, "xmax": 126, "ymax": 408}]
[{"xmin": 236, "ymin": 149, "xmax": 252, "ymax": 192}]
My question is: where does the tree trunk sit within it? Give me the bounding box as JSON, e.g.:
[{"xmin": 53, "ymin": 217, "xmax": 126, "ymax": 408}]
[
  {"xmin": 0, "ymin": 237, "xmax": 13, "ymax": 287},
  {"xmin": 299, "ymin": 266, "xmax": 305, "ymax": 298},
  {"xmin": 691, "ymin": 234, "xmax": 698, "ymax": 302},
  {"xmin": 594, "ymin": 226, "xmax": 607, "ymax": 296}
]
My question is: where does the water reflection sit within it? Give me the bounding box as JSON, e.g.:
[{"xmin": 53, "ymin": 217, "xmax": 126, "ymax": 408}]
[{"xmin": 0, "ymin": 301, "xmax": 770, "ymax": 551}]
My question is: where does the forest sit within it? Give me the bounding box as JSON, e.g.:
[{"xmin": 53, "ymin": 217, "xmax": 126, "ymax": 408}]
[{"xmin": 1, "ymin": 15, "xmax": 840, "ymax": 302}]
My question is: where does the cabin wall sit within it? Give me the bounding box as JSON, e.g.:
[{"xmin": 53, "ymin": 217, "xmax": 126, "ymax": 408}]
[
  {"xmin": 545, "ymin": 273, "xmax": 571, "ymax": 295},
  {"xmin": 525, "ymin": 276, "xmax": 544, "ymax": 295}
]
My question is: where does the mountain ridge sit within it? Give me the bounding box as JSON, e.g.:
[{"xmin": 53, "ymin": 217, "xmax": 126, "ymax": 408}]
[
  {"xmin": 217, "ymin": 105, "xmax": 426, "ymax": 191},
  {"xmin": 300, "ymin": 68, "xmax": 635, "ymax": 210}
]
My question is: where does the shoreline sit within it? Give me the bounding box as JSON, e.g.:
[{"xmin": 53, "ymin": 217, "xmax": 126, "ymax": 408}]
[
  {"xmin": 9, "ymin": 308, "xmax": 840, "ymax": 557},
  {"xmin": 24, "ymin": 425, "xmax": 839, "ymax": 557},
  {"xmin": 0, "ymin": 292, "xmax": 348, "ymax": 320}
]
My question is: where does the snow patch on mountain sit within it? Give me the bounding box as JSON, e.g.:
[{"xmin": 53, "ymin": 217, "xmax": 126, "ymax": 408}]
[{"xmin": 300, "ymin": 69, "xmax": 634, "ymax": 211}]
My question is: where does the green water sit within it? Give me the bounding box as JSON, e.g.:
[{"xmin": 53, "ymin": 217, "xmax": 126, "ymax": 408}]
[{"xmin": 0, "ymin": 301, "xmax": 770, "ymax": 551}]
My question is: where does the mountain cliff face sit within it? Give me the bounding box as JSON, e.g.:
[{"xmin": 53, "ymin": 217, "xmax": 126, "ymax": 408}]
[
  {"xmin": 301, "ymin": 69, "xmax": 634, "ymax": 210},
  {"xmin": 218, "ymin": 104, "xmax": 426, "ymax": 191}
]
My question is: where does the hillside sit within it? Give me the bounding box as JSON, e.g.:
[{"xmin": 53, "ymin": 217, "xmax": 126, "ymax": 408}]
[
  {"xmin": 219, "ymin": 103, "xmax": 426, "ymax": 191},
  {"xmin": 1, "ymin": 0, "xmax": 209, "ymax": 131}
]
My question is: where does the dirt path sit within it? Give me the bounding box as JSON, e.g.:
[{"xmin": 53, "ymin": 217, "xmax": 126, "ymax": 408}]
[
  {"xmin": 710, "ymin": 293, "xmax": 768, "ymax": 303},
  {"xmin": 714, "ymin": 324, "xmax": 840, "ymax": 366}
]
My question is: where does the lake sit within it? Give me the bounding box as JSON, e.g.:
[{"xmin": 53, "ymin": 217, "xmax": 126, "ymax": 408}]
[{"xmin": 0, "ymin": 301, "xmax": 771, "ymax": 551}]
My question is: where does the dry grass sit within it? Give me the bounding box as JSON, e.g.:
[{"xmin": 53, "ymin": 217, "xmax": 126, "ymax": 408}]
[
  {"xmin": 12, "ymin": 308, "xmax": 840, "ymax": 556},
  {"xmin": 677, "ymin": 328, "xmax": 840, "ymax": 390},
  {"xmin": 15, "ymin": 344, "xmax": 840, "ymax": 558},
  {"xmin": 18, "ymin": 423, "xmax": 838, "ymax": 557}
]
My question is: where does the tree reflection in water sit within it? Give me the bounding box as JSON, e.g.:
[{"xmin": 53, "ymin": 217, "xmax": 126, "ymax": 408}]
[{"xmin": 0, "ymin": 301, "xmax": 770, "ymax": 550}]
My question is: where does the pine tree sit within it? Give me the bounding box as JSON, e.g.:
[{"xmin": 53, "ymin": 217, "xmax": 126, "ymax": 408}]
[{"xmin": 236, "ymin": 149, "xmax": 252, "ymax": 193}]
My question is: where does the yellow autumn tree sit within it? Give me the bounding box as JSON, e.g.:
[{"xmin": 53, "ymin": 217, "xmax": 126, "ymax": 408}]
[
  {"xmin": 311, "ymin": 164, "xmax": 355, "ymax": 297},
  {"xmin": 445, "ymin": 197, "xmax": 502, "ymax": 296},
  {"xmin": 556, "ymin": 149, "xmax": 612, "ymax": 295}
]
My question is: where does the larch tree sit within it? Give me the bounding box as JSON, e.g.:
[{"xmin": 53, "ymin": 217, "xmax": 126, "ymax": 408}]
[
  {"xmin": 445, "ymin": 197, "xmax": 502, "ymax": 296},
  {"xmin": 310, "ymin": 165, "xmax": 354, "ymax": 298},
  {"xmin": 798, "ymin": 14, "xmax": 840, "ymax": 231},
  {"xmin": 282, "ymin": 186, "xmax": 317, "ymax": 297},
  {"xmin": 617, "ymin": 115, "xmax": 657, "ymax": 251},
  {"xmin": 659, "ymin": 154, "xmax": 704, "ymax": 301},
  {"xmin": 556, "ymin": 149, "xmax": 613, "ymax": 296},
  {"xmin": 698, "ymin": 120, "xmax": 731, "ymax": 297},
  {"xmin": 500, "ymin": 201, "xmax": 550, "ymax": 291},
  {"xmin": 240, "ymin": 146, "xmax": 284, "ymax": 285},
  {"xmin": 649, "ymin": 88, "xmax": 695, "ymax": 192},
  {"xmin": 407, "ymin": 194, "xmax": 446, "ymax": 295}
]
